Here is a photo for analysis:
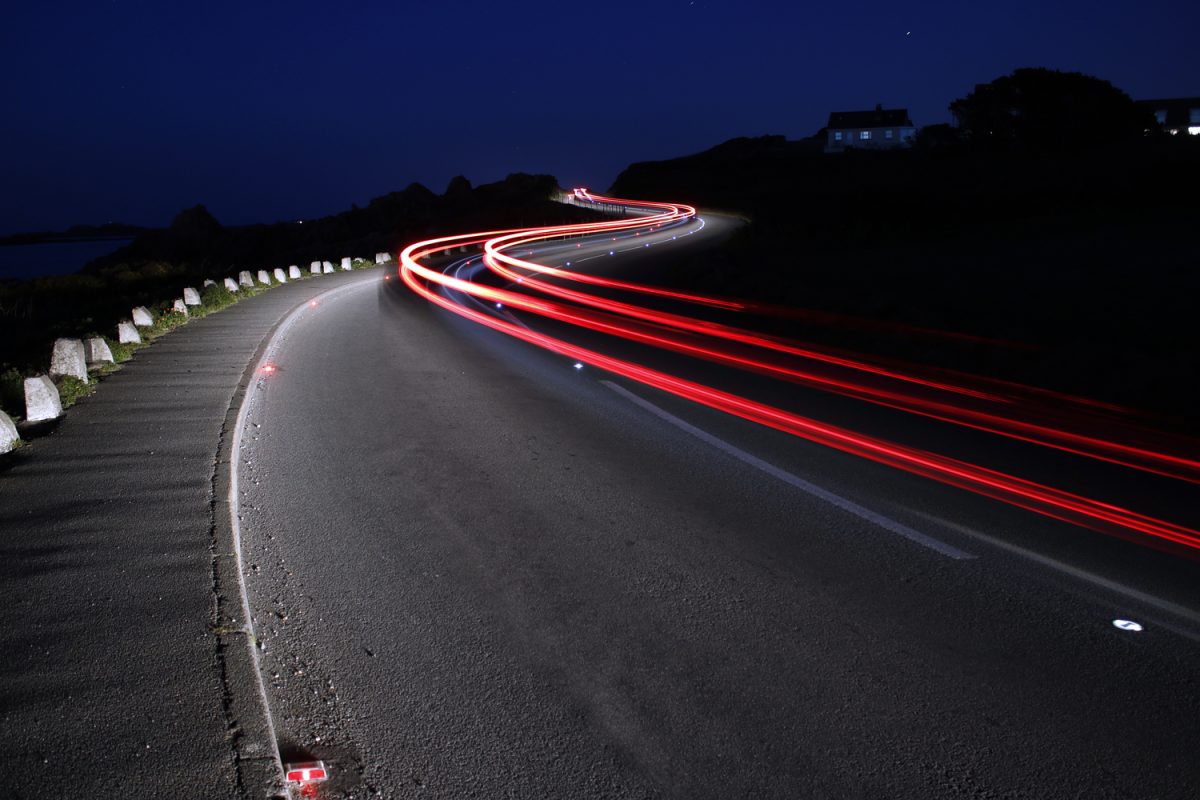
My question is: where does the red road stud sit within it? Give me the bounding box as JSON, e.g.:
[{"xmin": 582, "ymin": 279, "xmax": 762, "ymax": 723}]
[{"xmin": 285, "ymin": 760, "xmax": 329, "ymax": 784}]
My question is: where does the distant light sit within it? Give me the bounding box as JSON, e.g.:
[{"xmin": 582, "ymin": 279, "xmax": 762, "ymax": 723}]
[
  {"xmin": 261, "ymin": 363, "xmax": 277, "ymax": 374},
  {"xmin": 309, "ymin": 300, "xmax": 318, "ymax": 307},
  {"xmin": 495, "ymin": 302, "xmax": 503, "ymax": 309},
  {"xmin": 565, "ymin": 261, "xmax": 571, "ymax": 266},
  {"xmin": 1112, "ymin": 619, "xmax": 1143, "ymax": 632},
  {"xmin": 573, "ymin": 362, "xmax": 584, "ymax": 370},
  {"xmin": 609, "ymin": 251, "xmax": 614, "ymax": 256}
]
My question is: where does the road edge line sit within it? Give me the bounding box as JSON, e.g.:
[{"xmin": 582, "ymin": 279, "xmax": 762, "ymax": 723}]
[
  {"xmin": 601, "ymin": 379, "xmax": 976, "ymax": 561},
  {"xmin": 212, "ymin": 274, "xmax": 377, "ymax": 799}
]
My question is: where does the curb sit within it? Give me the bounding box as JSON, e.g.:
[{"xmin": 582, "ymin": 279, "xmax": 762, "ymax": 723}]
[{"xmin": 212, "ymin": 277, "xmax": 379, "ymax": 799}]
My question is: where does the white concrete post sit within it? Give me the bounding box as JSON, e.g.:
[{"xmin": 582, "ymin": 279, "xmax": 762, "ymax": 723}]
[
  {"xmin": 183, "ymin": 287, "xmax": 201, "ymax": 305},
  {"xmin": 132, "ymin": 306, "xmax": 153, "ymax": 327},
  {"xmin": 173, "ymin": 299, "xmax": 189, "ymax": 314},
  {"xmin": 49, "ymin": 338, "xmax": 87, "ymax": 381},
  {"xmin": 0, "ymin": 410, "xmax": 17, "ymax": 453},
  {"xmin": 203, "ymin": 279, "xmax": 216, "ymax": 288},
  {"xmin": 273, "ymin": 267, "xmax": 287, "ymax": 283},
  {"xmin": 323, "ymin": 261, "xmax": 334, "ymax": 274},
  {"xmin": 117, "ymin": 321, "xmax": 141, "ymax": 344},
  {"xmin": 257, "ymin": 270, "xmax": 271, "ymax": 285},
  {"xmin": 24, "ymin": 376, "xmax": 62, "ymax": 422},
  {"xmin": 239, "ymin": 271, "xmax": 255, "ymax": 287},
  {"xmin": 85, "ymin": 337, "xmax": 114, "ymax": 366},
  {"xmin": 310, "ymin": 260, "xmax": 321, "ymax": 274},
  {"xmin": 341, "ymin": 257, "xmax": 352, "ymax": 270},
  {"xmin": 288, "ymin": 265, "xmax": 302, "ymax": 280},
  {"xmin": 224, "ymin": 277, "xmax": 240, "ymax": 292}
]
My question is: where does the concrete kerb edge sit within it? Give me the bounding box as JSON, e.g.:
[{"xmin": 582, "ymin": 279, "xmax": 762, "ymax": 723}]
[{"xmin": 213, "ymin": 275, "xmax": 378, "ymax": 799}]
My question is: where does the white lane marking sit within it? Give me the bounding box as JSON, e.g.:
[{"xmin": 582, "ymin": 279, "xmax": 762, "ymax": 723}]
[
  {"xmin": 905, "ymin": 508, "xmax": 1200, "ymax": 640},
  {"xmin": 1113, "ymin": 619, "xmax": 1143, "ymax": 631},
  {"xmin": 602, "ymin": 380, "xmax": 975, "ymax": 561}
]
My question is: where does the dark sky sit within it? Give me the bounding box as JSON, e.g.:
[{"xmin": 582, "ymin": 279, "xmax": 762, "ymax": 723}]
[{"xmin": 2, "ymin": 0, "xmax": 1196, "ymax": 233}]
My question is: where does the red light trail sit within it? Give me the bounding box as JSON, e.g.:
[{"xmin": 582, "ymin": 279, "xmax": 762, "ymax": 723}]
[{"xmin": 398, "ymin": 190, "xmax": 1200, "ymax": 555}]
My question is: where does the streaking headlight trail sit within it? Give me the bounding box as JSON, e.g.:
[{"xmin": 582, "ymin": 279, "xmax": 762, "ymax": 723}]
[{"xmin": 398, "ymin": 190, "xmax": 1200, "ymax": 556}]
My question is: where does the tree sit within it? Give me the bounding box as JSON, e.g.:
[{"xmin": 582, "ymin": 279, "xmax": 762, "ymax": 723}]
[{"xmin": 949, "ymin": 68, "xmax": 1153, "ymax": 152}]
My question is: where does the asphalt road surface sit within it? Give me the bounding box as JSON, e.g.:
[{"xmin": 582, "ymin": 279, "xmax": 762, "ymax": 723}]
[{"xmin": 238, "ymin": 216, "xmax": 1200, "ymax": 798}]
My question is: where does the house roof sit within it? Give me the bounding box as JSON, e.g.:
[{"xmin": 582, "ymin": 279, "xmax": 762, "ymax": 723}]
[{"xmin": 827, "ymin": 106, "xmax": 913, "ymax": 129}]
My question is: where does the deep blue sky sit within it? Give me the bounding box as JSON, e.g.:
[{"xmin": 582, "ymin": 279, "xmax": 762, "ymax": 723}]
[{"xmin": 2, "ymin": 0, "xmax": 1196, "ymax": 233}]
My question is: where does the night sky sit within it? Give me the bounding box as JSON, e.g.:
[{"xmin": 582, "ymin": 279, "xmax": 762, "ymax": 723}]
[{"xmin": 2, "ymin": 0, "xmax": 1196, "ymax": 233}]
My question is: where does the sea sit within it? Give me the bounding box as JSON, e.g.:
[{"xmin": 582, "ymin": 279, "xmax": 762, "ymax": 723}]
[{"xmin": 0, "ymin": 239, "xmax": 131, "ymax": 281}]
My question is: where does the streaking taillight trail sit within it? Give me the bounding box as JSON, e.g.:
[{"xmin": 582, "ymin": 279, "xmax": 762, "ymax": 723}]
[{"xmin": 398, "ymin": 190, "xmax": 1200, "ymax": 555}]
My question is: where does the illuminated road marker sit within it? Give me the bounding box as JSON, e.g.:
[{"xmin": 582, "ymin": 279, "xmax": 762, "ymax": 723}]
[
  {"xmin": 285, "ymin": 760, "xmax": 329, "ymax": 785},
  {"xmin": 1112, "ymin": 619, "xmax": 1143, "ymax": 632}
]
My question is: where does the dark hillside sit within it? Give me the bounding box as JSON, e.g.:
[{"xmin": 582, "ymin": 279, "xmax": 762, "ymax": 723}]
[{"xmin": 609, "ymin": 136, "xmax": 1200, "ymax": 423}]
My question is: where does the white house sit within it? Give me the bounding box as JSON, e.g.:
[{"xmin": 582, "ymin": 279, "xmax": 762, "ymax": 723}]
[{"xmin": 825, "ymin": 104, "xmax": 916, "ymax": 153}]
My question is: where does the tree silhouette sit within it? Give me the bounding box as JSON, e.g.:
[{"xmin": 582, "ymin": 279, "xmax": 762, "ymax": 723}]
[{"xmin": 949, "ymin": 68, "xmax": 1153, "ymax": 152}]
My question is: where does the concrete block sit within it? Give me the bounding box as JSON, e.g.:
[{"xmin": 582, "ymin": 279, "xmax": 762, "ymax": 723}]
[
  {"xmin": 273, "ymin": 267, "xmax": 287, "ymax": 283},
  {"xmin": 257, "ymin": 270, "xmax": 271, "ymax": 285},
  {"xmin": 224, "ymin": 277, "xmax": 240, "ymax": 292},
  {"xmin": 132, "ymin": 306, "xmax": 153, "ymax": 327},
  {"xmin": 118, "ymin": 321, "xmax": 141, "ymax": 344},
  {"xmin": 203, "ymin": 279, "xmax": 216, "ymax": 288},
  {"xmin": 49, "ymin": 338, "xmax": 87, "ymax": 381},
  {"xmin": 183, "ymin": 287, "xmax": 201, "ymax": 305},
  {"xmin": 288, "ymin": 265, "xmax": 302, "ymax": 279},
  {"xmin": 375, "ymin": 252, "xmax": 392, "ymax": 264},
  {"xmin": 239, "ymin": 271, "xmax": 255, "ymax": 287},
  {"xmin": 173, "ymin": 299, "xmax": 189, "ymax": 315},
  {"xmin": 341, "ymin": 257, "xmax": 352, "ymax": 270},
  {"xmin": 24, "ymin": 376, "xmax": 62, "ymax": 423},
  {"xmin": 85, "ymin": 337, "xmax": 114, "ymax": 366},
  {"xmin": 310, "ymin": 260, "xmax": 321, "ymax": 274},
  {"xmin": 0, "ymin": 410, "xmax": 17, "ymax": 453},
  {"xmin": 323, "ymin": 261, "xmax": 334, "ymax": 274}
]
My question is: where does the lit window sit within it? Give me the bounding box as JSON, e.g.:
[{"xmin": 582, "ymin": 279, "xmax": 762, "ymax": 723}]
[
  {"xmin": 1154, "ymin": 110, "xmax": 1167, "ymax": 124},
  {"xmin": 1190, "ymin": 108, "xmax": 1200, "ymax": 124},
  {"xmin": 834, "ymin": 131, "xmax": 843, "ymax": 141},
  {"xmin": 860, "ymin": 130, "xmax": 871, "ymax": 140},
  {"xmin": 885, "ymin": 129, "xmax": 893, "ymax": 139}
]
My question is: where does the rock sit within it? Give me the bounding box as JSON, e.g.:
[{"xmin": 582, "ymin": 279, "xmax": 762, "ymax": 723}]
[
  {"xmin": 341, "ymin": 257, "xmax": 352, "ymax": 270},
  {"xmin": 257, "ymin": 270, "xmax": 271, "ymax": 285},
  {"xmin": 85, "ymin": 337, "xmax": 114, "ymax": 366},
  {"xmin": 310, "ymin": 261, "xmax": 321, "ymax": 274},
  {"xmin": 49, "ymin": 338, "xmax": 87, "ymax": 381},
  {"xmin": 24, "ymin": 376, "xmax": 62, "ymax": 423},
  {"xmin": 288, "ymin": 265, "xmax": 301, "ymax": 279},
  {"xmin": 0, "ymin": 410, "xmax": 17, "ymax": 453},
  {"xmin": 183, "ymin": 287, "xmax": 201, "ymax": 305},
  {"xmin": 203, "ymin": 279, "xmax": 216, "ymax": 288},
  {"xmin": 118, "ymin": 321, "xmax": 141, "ymax": 344},
  {"xmin": 273, "ymin": 267, "xmax": 287, "ymax": 283},
  {"xmin": 323, "ymin": 261, "xmax": 334, "ymax": 274},
  {"xmin": 173, "ymin": 299, "xmax": 189, "ymax": 314},
  {"xmin": 132, "ymin": 306, "xmax": 153, "ymax": 327},
  {"xmin": 224, "ymin": 277, "xmax": 240, "ymax": 292},
  {"xmin": 239, "ymin": 270, "xmax": 255, "ymax": 287}
]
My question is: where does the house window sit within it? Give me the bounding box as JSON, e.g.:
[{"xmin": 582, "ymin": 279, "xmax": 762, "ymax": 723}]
[
  {"xmin": 860, "ymin": 130, "xmax": 871, "ymax": 140},
  {"xmin": 885, "ymin": 129, "xmax": 893, "ymax": 139},
  {"xmin": 1154, "ymin": 110, "xmax": 1167, "ymax": 124},
  {"xmin": 1190, "ymin": 108, "xmax": 1200, "ymax": 124},
  {"xmin": 834, "ymin": 131, "xmax": 843, "ymax": 141}
]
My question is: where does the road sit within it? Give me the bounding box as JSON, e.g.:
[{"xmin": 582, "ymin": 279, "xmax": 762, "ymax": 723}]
[{"xmin": 237, "ymin": 196, "xmax": 1200, "ymax": 798}]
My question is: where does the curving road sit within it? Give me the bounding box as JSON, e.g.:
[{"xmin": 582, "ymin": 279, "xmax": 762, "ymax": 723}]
[{"xmin": 237, "ymin": 197, "xmax": 1200, "ymax": 798}]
